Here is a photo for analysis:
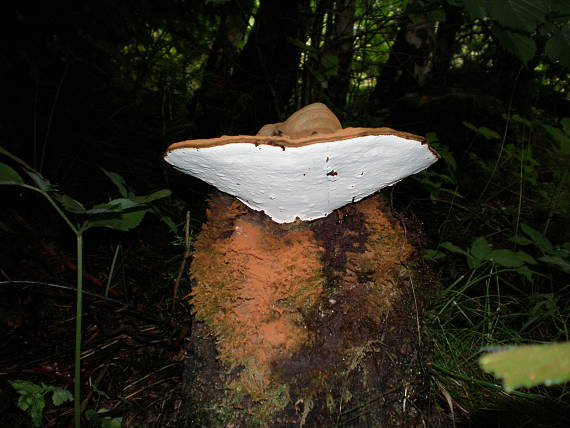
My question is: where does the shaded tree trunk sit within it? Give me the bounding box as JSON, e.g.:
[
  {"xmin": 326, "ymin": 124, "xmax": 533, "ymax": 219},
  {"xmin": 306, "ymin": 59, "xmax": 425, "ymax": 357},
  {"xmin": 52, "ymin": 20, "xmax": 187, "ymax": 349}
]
[
  {"xmin": 324, "ymin": 0, "xmax": 356, "ymax": 112},
  {"xmin": 191, "ymin": 0, "xmax": 311, "ymax": 138},
  {"xmin": 301, "ymin": 0, "xmax": 332, "ymax": 106},
  {"xmin": 426, "ymin": 2, "xmax": 463, "ymax": 91},
  {"xmin": 188, "ymin": 0, "xmax": 255, "ymax": 138},
  {"xmin": 300, "ymin": 0, "xmax": 355, "ymax": 115},
  {"xmin": 231, "ymin": 0, "xmax": 310, "ymax": 133},
  {"xmin": 370, "ymin": 0, "xmax": 434, "ymax": 108},
  {"xmin": 171, "ymin": 193, "xmax": 444, "ymax": 427}
]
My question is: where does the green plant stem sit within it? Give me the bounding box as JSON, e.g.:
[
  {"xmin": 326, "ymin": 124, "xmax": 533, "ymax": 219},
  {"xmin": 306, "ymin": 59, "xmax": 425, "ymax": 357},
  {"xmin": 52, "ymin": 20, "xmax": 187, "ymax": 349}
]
[
  {"xmin": 74, "ymin": 232, "xmax": 83, "ymax": 428},
  {"xmin": 105, "ymin": 244, "xmax": 121, "ymax": 297},
  {"xmin": 22, "ymin": 184, "xmax": 78, "ymax": 234}
]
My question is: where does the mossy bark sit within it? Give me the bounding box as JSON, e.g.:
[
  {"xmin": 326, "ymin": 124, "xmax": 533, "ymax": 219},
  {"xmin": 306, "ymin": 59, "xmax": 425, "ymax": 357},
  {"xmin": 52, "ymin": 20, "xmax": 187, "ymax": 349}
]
[{"xmin": 176, "ymin": 192, "xmax": 442, "ymax": 427}]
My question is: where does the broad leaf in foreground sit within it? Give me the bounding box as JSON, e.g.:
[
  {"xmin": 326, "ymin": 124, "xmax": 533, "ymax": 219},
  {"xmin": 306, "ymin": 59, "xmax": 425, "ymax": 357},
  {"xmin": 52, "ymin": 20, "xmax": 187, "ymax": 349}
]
[{"xmin": 480, "ymin": 342, "xmax": 570, "ymax": 391}]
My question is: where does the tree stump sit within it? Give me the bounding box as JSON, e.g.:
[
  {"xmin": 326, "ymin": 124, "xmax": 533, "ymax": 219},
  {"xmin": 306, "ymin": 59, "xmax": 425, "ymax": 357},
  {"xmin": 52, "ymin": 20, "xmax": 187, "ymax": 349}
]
[{"xmin": 177, "ymin": 192, "xmax": 441, "ymax": 427}]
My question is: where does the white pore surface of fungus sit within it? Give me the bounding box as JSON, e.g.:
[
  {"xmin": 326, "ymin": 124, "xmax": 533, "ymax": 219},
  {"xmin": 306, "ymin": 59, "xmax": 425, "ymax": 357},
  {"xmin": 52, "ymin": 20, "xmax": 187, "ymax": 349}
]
[{"xmin": 165, "ymin": 133, "xmax": 438, "ymax": 223}]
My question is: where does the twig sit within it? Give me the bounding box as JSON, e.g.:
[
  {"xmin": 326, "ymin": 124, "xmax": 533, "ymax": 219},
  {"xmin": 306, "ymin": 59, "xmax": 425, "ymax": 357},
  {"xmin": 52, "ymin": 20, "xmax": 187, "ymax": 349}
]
[{"xmin": 172, "ymin": 211, "xmax": 192, "ymax": 306}]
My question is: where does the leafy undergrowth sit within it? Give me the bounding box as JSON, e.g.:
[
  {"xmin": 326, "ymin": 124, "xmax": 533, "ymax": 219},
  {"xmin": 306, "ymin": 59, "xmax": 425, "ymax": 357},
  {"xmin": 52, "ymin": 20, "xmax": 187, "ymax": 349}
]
[
  {"xmin": 1, "ymin": 109, "xmax": 569, "ymax": 426},
  {"xmin": 412, "ymin": 114, "xmax": 570, "ymax": 426},
  {"xmin": 0, "ymin": 155, "xmax": 203, "ymax": 427}
]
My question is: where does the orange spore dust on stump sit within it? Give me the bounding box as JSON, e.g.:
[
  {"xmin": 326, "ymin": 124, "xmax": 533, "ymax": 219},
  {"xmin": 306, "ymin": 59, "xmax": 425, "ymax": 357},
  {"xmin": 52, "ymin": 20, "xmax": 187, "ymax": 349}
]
[
  {"xmin": 342, "ymin": 197, "xmax": 413, "ymax": 324},
  {"xmin": 187, "ymin": 193, "xmax": 432, "ymax": 426},
  {"xmin": 189, "ymin": 194, "xmax": 324, "ymax": 398}
]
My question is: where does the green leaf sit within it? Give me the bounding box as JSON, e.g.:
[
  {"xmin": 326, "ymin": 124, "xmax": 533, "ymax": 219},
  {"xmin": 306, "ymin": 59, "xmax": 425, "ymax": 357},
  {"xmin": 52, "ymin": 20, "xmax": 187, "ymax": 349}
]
[
  {"xmin": 478, "ymin": 126, "xmax": 501, "ymax": 140},
  {"xmin": 424, "ymin": 249, "xmax": 447, "ymax": 261},
  {"xmin": 480, "ymin": 342, "xmax": 570, "ymax": 391},
  {"xmin": 10, "ymin": 380, "xmax": 43, "ymax": 394},
  {"xmin": 322, "ymin": 53, "xmax": 339, "ymax": 77},
  {"xmin": 428, "ymin": 9, "xmax": 446, "ymax": 23},
  {"xmin": 510, "ymin": 114, "xmax": 532, "ymax": 127},
  {"xmin": 510, "ymin": 235, "xmax": 532, "ymax": 246},
  {"xmin": 28, "ymin": 398, "xmax": 45, "ymax": 427},
  {"xmin": 85, "ymin": 408, "xmax": 122, "ymax": 428},
  {"xmin": 542, "ymin": 123, "xmax": 570, "ymax": 155},
  {"xmin": 547, "ymin": 0, "xmax": 570, "ymax": 14},
  {"xmin": 440, "ymin": 241, "xmax": 478, "ymax": 268},
  {"xmin": 440, "ymin": 241, "xmax": 469, "ymax": 257},
  {"xmin": 561, "ymin": 117, "xmax": 570, "ymax": 135},
  {"xmin": 462, "ymin": 121, "xmax": 479, "ymax": 133},
  {"xmin": 10, "ymin": 381, "xmax": 46, "ymax": 428},
  {"xmin": 471, "ymin": 237, "xmax": 493, "ymax": 260},
  {"xmin": 87, "ymin": 198, "xmax": 142, "ymax": 214},
  {"xmin": 462, "ymin": 122, "xmax": 500, "ymax": 140},
  {"xmin": 462, "ymin": 0, "xmax": 488, "ymax": 18},
  {"xmin": 18, "ymin": 394, "xmax": 33, "ymax": 411},
  {"xmin": 429, "ymin": 140, "xmax": 457, "ymax": 173},
  {"xmin": 492, "ymin": 27, "xmax": 536, "ymax": 64},
  {"xmin": 104, "ymin": 416, "xmax": 123, "ymax": 428},
  {"xmin": 53, "ymin": 193, "xmax": 87, "ymax": 214},
  {"xmin": 87, "ymin": 208, "xmax": 149, "ymax": 231},
  {"xmin": 488, "ymin": 249, "xmax": 535, "ymax": 268},
  {"xmin": 520, "ymin": 223, "xmax": 553, "ymax": 253},
  {"xmin": 514, "ymin": 264, "xmax": 533, "ymax": 281},
  {"xmin": 101, "ymin": 168, "xmax": 131, "ymax": 198},
  {"xmin": 85, "ymin": 409, "xmax": 100, "ymax": 422},
  {"xmin": 0, "ymin": 162, "xmax": 24, "ymax": 185},
  {"xmin": 514, "ymin": 250, "xmax": 537, "ymax": 265},
  {"xmin": 25, "ymin": 170, "xmax": 53, "ymax": 191},
  {"xmin": 152, "ymin": 208, "xmax": 178, "ymax": 234},
  {"xmin": 131, "ymin": 189, "xmax": 172, "ymax": 204},
  {"xmin": 51, "ymin": 387, "xmax": 73, "ymax": 406},
  {"xmin": 488, "ymin": 0, "xmax": 546, "ymax": 32},
  {"xmin": 539, "ymin": 255, "xmax": 570, "ymax": 273},
  {"xmin": 545, "ymin": 25, "xmax": 570, "ymax": 67}
]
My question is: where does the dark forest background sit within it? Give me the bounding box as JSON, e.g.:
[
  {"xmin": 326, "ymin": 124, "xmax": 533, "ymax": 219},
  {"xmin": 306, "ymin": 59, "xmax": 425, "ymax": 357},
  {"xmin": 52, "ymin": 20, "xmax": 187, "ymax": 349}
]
[{"xmin": 1, "ymin": 0, "xmax": 569, "ymax": 426}]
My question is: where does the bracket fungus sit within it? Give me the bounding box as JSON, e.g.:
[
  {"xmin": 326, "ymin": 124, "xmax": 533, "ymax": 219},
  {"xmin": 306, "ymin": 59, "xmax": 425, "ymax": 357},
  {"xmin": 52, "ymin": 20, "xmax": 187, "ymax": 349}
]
[
  {"xmin": 164, "ymin": 102, "xmax": 438, "ymax": 223},
  {"xmin": 168, "ymin": 104, "xmax": 443, "ymax": 426}
]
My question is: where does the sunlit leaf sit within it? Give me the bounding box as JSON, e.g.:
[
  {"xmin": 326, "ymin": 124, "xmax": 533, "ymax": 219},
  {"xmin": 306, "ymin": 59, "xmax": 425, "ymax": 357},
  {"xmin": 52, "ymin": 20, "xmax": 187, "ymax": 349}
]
[
  {"xmin": 480, "ymin": 342, "xmax": 570, "ymax": 391},
  {"xmin": 0, "ymin": 162, "xmax": 24, "ymax": 185}
]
